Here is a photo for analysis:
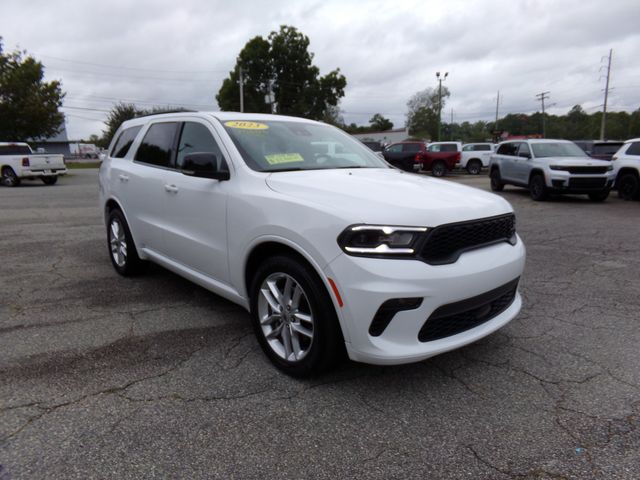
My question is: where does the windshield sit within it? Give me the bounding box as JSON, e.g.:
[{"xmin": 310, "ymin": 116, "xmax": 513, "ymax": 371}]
[
  {"xmin": 531, "ymin": 142, "xmax": 586, "ymax": 158},
  {"xmin": 221, "ymin": 120, "xmax": 389, "ymax": 172}
]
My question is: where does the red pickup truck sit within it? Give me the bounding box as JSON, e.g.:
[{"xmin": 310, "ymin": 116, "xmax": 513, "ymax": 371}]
[{"xmin": 421, "ymin": 142, "xmax": 462, "ymax": 177}]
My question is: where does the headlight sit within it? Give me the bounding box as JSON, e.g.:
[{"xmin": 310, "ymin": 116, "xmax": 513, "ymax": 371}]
[
  {"xmin": 337, "ymin": 225, "xmax": 427, "ymax": 257},
  {"xmin": 549, "ymin": 165, "xmax": 568, "ymax": 171}
]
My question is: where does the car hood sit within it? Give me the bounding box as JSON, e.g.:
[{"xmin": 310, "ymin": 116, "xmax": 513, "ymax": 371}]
[
  {"xmin": 266, "ymin": 168, "xmax": 512, "ymax": 226},
  {"xmin": 543, "ymin": 157, "xmax": 612, "ymax": 167}
]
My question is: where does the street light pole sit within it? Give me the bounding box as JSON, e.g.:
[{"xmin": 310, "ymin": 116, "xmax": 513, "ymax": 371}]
[{"xmin": 436, "ymin": 71, "xmax": 448, "ymax": 141}]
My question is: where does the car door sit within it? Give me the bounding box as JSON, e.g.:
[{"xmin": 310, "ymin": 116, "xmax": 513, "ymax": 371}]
[
  {"xmin": 159, "ymin": 120, "xmax": 231, "ymax": 284},
  {"xmin": 496, "ymin": 142, "xmax": 518, "ymax": 181},
  {"xmin": 514, "ymin": 142, "xmax": 533, "ymax": 184},
  {"xmin": 119, "ymin": 122, "xmax": 181, "ymax": 254},
  {"xmin": 382, "ymin": 143, "xmax": 404, "ymax": 168}
]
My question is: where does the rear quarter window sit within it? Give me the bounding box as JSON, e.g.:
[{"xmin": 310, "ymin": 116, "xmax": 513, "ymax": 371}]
[
  {"xmin": 111, "ymin": 126, "xmax": 142, "ymax": 158},
  {"xmin": 439, "ymin": 144, "xmax": 458, "ymax": 152},
  {"xmin": 625, "ymin": 142, "xmax": 640, "ymax": 156}
]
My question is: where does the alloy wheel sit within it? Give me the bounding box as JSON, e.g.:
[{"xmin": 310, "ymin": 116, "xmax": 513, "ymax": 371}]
[
  {"xmin": 257, "ymin": 272, "xmax": 314, "ymax": 362},
  {"xmin": 109, "ymin": 218, "xmax": 127, "ymax": 267}
]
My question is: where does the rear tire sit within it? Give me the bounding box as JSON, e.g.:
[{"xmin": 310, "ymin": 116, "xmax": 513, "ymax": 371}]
[
  {"xmin": 106, "ymin": 209, "xmax": 145, "ymax": 276},
  {"xmin": 1, "ymin": 167, "xmax": 20, "ymax": 187},
  {"xmin": 250, "ymin": 254, "xmax": 344, "ymax": 377},
  {"xmin": 588, "ymin": 190, "xmax": 609, "ymax": 202},
  {"xmin": 529, "ymin": 174, "xmax": 548, "ymax": 201},
  {"xmin": 42, "ymin": 176, "xmax": 58, "ymax": 185},
  {"xmin": 431, "ymin": 161, "xmax": 446, "ymax": 177},
  {"xmin": 617, "ymin": 173, "xmax": 640, "ymax": 200},
  {"xmin": 490, "ymin": 169, "xmax": 504, "ymax": 191},
  {"xmin": 466, "ymin": 160, "xmax": 482, "ymax": 175}
]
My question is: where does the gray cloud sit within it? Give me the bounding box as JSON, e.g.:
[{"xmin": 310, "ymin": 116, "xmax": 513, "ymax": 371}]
[{"xmin": 1, "ymin": 0, "xmax": 638, "ymax": 139}]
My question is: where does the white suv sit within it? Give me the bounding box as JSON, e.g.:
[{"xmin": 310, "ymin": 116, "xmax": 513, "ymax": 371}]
[
  {"xmin": 490, "ymin": 139, "xmax": 615, "ymax": 201},
  {"xmin": 99, "ymin": 112, "xmax": 526, "ymax": 376},
  {"xmin": 612, "ymin": 138, "xmax": 640, "ymax": 200},
  {"xmin": 460, "ymin": 143, "xmax": 495, "ymax": 174}
]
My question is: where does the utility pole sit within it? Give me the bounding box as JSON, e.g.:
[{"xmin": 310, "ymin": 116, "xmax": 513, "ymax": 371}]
[
  {"xmin": 238, "ymin": 66, "xmax": 244, "ymax": 113},
  {"xmin": 535, "ymin": 91, "xmax": 550, "ymax": 137},
  {"xmin": 436, "ymin": 71, "xmax": 448, "ymax": 141},
  {"xmin": 450, "ymin": 108, "xmax": 453, "ymax": 140},
  {"xmin": 600, "ymin": 49, "xmax": 613, "ymax": 140},
  {"xmin": 495, "ymin": 90, "xmax": 500, "ymax": 130}
]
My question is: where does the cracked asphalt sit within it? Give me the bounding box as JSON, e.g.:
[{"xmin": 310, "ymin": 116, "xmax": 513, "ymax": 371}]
[{"xmin": 1, "ymin": 169, "xmax": 639, "ymax": 479}]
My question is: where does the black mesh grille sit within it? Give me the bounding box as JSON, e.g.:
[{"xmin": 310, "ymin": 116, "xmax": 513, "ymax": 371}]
[
  {"xmin": 568, "ymin": 178, "xmax": 607, "ymax": 188},
  {"xmin": 566, "ymin": 166, "xmax": 609, "ymax": 174},
  {"xmin": 419, "ymin": 214, "xmax": 516, "ymax": 265},
  {"xmin": 418, "ymin": 278, "xmax": 519, "ymax": 342}
]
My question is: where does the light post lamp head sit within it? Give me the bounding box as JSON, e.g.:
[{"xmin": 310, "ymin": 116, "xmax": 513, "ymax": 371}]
[
  {"xmin": 436, "ymin": 72, "xmax": 440, "ymax": 78},
  {"xmin": 444, "ymin": 72, "xmax": 448, "ymax": 79}
]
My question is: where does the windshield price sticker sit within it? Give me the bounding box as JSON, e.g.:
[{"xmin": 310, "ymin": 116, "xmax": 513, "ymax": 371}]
[
  {"xmin": 265, "ymin": 153, "xmax": 304, "ymax": 165},
  {"xmin": 224, "ymin": 121, "xmax": 269, "ymax": 130}
]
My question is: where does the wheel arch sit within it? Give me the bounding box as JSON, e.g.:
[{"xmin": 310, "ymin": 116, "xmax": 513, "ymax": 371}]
[
  {"xmin": 103, "ymin": 197, "xmax": 146, "ymax": 260},
  {"xmin": 243, "ymin": 239, "xmax": 349, "ymax": 342},
  {"xmin": 528, "ymin": 168, "xmax": 545, "ymax": 183},
  {"xmin": 615, "ymin": 167, "xmax": 640, "ymax": 187}
]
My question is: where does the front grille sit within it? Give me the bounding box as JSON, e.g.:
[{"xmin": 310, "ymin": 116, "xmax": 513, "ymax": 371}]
[
  {"xmin": 418, "ymin": 278, "xmax": 519, "ymax": 342},
  {"xmin": 568, "ymin": 177, "xmax": 607, "ymax": 189},
  {"xmin": 419, "ymin": 214, "xmax": 516, "ymax": 265},
  {"xmin": 567, "ymin": 166, "xmax": 609, "ymax": 174}
]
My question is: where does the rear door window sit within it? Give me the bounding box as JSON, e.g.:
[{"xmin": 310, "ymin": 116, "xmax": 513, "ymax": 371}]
[
  {"xmin": 134, "ymin": 123, "xmax": 180, "ymax": 168},
  {"xmin": 386, "ymin": 144, "xmax": 402, "ymax": 153},
  {"xmin": 111, "ymin": 126, "xmax": 142, "ymax": 158},
  {"xmin": 439, "ymin": 143, "xmax": 458, "ymax": 152},
  {"xmin": 497, "ymin": 143, "xmax": 518, "ymax": 156},
  {"xmin": 402, "ymin": 143, "xmax": 421, "ymax": 152}
]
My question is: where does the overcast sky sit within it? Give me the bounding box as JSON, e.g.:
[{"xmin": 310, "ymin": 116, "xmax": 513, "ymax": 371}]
[{"xmin": 1, "ymin": 0, "xmax": 639, "ymax": 140}]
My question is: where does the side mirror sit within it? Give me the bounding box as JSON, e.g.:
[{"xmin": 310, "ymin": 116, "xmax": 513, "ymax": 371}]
[{"xmin": 181, "ymin": 153, "xmax": 230, "ymax": 180}]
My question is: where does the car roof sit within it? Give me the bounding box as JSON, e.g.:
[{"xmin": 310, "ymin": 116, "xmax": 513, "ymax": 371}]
[
  {"xmin": 119, "ymin": 111, "xmax": 321, "ymax": 129},
  {"xmin": 499, "ymin": 139, "xmax": 574, "ymax": 144},
  {"xmin": 624, "ymin": 138, "xmax": 640, "ymax": 143},
  {"xmin": 0, "ymin": 142, "xmax": 29, "ymax": 147}
]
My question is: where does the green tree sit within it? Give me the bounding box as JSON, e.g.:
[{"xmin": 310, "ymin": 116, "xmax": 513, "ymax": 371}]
[
  {"xmin": 369, "ymin": 113, "xmax": 393, "ymax": 131},
  {"xmin": 406, "ymin": 87, "xmax": 449, "ymax": 140},
  {"xmin": 216, "ymin": 25, "xmax": 346, "ymax": 120},
  {"xmin": 100, "ymin": 103, "xmax": 144, "ymax": 147},
  {"xmin": 0, "ymin": 39, "xmax": 65, "ymax": 140}
]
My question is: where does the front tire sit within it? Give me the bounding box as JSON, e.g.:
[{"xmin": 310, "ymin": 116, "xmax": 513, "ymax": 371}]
[
  {"xmin": 106, "ymin": 209, "xmax": 145, "ymax": 276},
  {"xmin": 617, "ymin": 173, "xmax": 640, "ymax": 200},
  {"xmin": 529, "ymin": 174, "xmax": 548, "ymax": 201},
  {"xmin": 250, "ymin": 254, "xmax": 344, "ymax": 377},
  {"xmin": 42, "ymin": 176, "xmax": 58, "ymax": 185},
  {"xmin": 1, "ymin": 167, "xmax": 20, "ymax": 187},
  {"xmin": 490, "ymin": 169, "xmax": 504, "ymax": 191},
  {"xmin": 466, "ymin": 160, "xmax": 482, "ymax": 175},
  {"xmin": 431, "ymin": 161, "xmax": 446, "ymax": 177}
]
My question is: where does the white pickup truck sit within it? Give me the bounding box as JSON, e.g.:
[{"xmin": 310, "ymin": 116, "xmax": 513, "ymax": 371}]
[{"xmin": 0, "ymin": 142, "xmax": 67, "ymax": 186}]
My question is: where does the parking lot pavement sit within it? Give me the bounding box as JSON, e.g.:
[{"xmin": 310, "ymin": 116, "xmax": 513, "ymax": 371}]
[{"xmin": 1, "ymin": 169, "xmax": 639, "ymax": 479}]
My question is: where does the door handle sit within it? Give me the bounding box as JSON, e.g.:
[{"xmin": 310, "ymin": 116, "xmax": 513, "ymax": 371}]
[
  {"xmin": 118, "ymin": 174, "xmax": 129, "ymax": 182},
  {"xmin": 164, "ymin": 184, "xmax": 179, "ymax": 193}
]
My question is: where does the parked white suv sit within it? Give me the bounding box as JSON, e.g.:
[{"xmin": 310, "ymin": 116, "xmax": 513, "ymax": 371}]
[
  {"xmin": 99, "ymin": 112, "xmax": 526, "ymax": 376},
  {"xmin": 490, "ymin": 139, "xmax": 615, "ymax": 201},
  {"xmin": 612, "ymin": 138, "xmax": 640, "ymax": 200},
  {"xmin": 460, "ymin": 143, "xmax": 495, "ymax": 174}
]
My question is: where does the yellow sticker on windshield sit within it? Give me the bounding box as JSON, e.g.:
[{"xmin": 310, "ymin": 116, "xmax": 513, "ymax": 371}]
[
  {"xmin": 265, "ymin": 153, "xmax": 304, "ymax": 165},
  {"xmin": 224, "ymin": 121, "xmax": 269, "ymax": 130}
]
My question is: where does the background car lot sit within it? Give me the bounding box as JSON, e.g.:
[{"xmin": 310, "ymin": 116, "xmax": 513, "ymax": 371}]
[{"xmin": 1, "ymin": 170, "xmax": 639, "ymax": 479}]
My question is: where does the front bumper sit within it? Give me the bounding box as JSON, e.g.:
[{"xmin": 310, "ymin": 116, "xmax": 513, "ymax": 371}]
[
  {"xmin": 546, "ymin": 171, "xmax": 615, "ymax": 193},
  {"xmin": 324, "ymin": 236, "xmax": 526, "ymax": 365}
]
